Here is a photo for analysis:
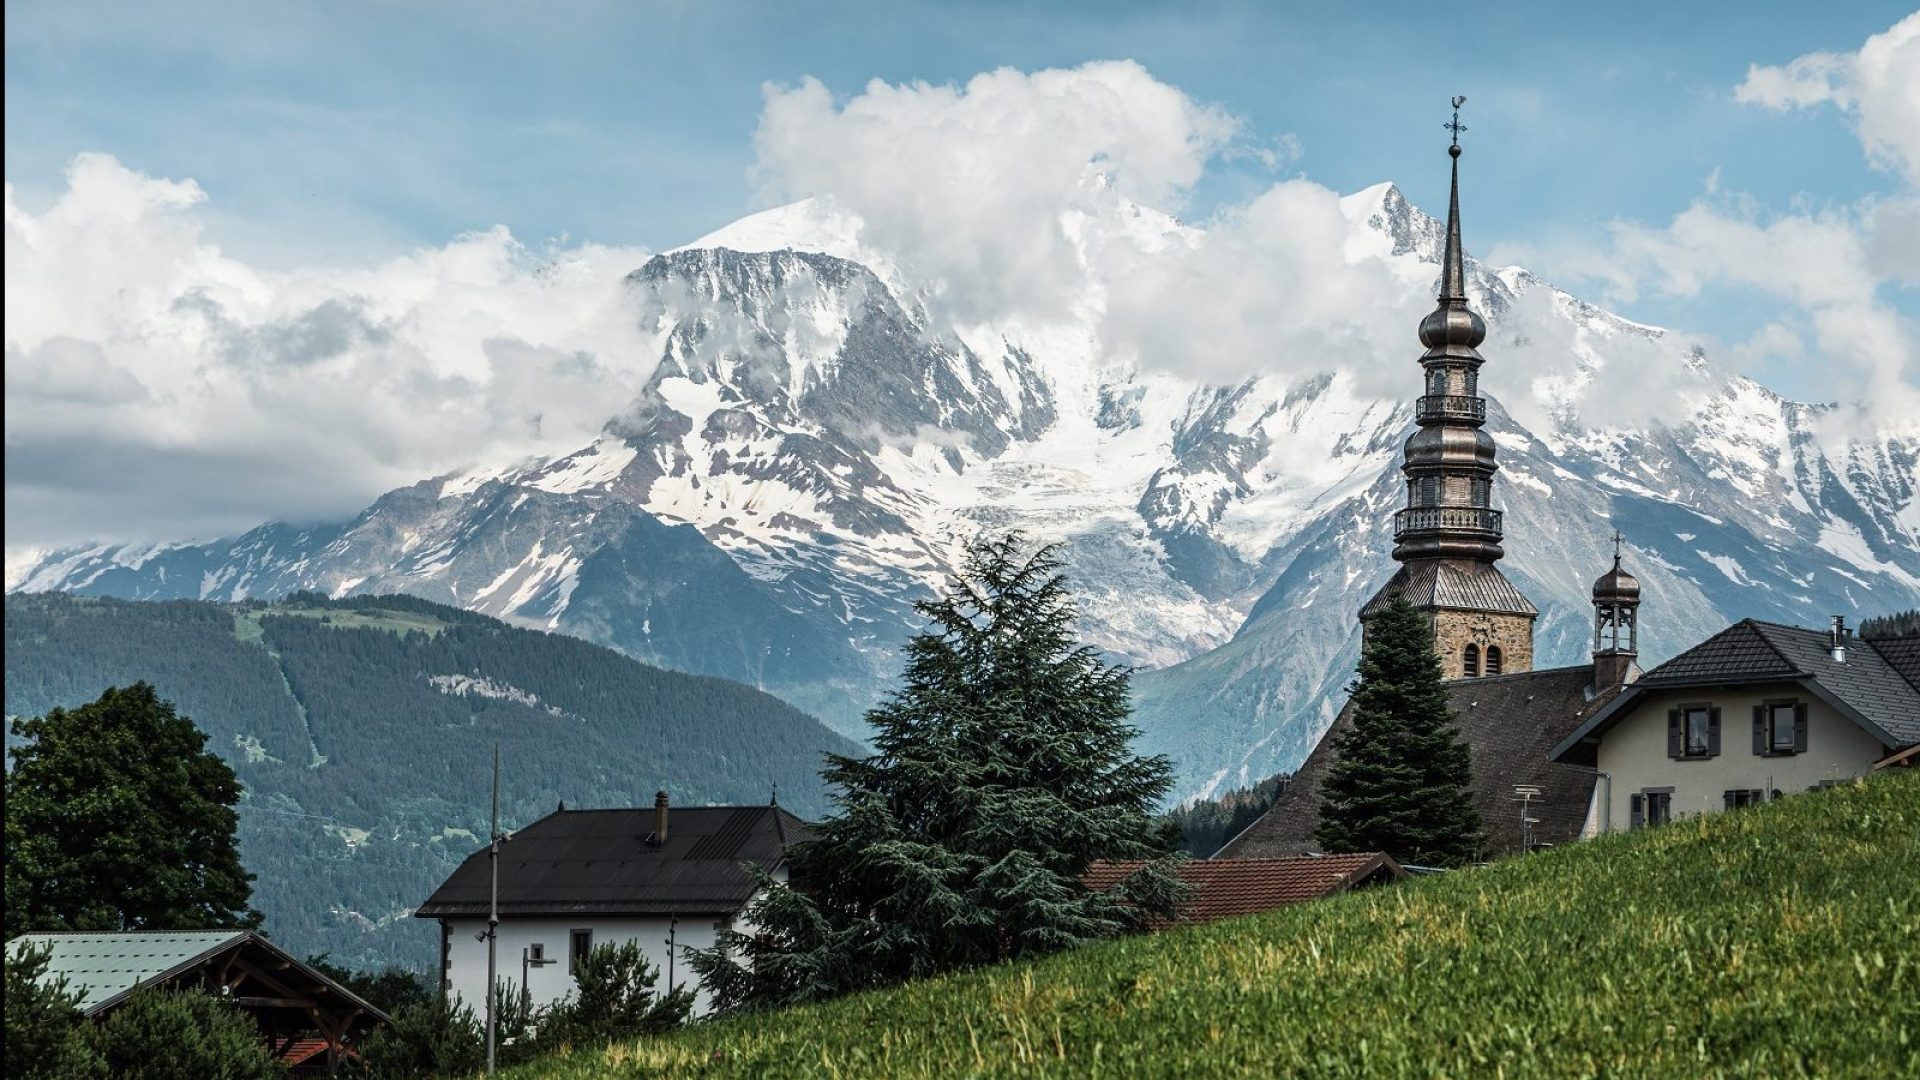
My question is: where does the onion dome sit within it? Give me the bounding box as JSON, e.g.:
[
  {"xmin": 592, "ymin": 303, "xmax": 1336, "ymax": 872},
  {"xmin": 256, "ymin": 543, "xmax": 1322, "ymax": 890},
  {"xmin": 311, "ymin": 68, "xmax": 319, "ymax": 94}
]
[{"xmin": 1593, "ymin": 554, "xmax": 1640, "ymax": 603}]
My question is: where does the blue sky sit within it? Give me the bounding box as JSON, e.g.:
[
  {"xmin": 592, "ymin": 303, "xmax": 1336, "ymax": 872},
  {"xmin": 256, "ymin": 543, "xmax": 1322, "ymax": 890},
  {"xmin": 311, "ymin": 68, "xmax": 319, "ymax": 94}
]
[{"xmin": 4, "ymin": 1, "xmax": 1907, "ymax": 271}]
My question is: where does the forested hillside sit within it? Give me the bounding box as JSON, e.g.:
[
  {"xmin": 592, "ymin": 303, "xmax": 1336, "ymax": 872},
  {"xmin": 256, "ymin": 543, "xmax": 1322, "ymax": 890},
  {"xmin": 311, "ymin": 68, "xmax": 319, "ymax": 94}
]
[{"xmin": 4, "ymin": 592, "xmax": 862, "ymax": 972}]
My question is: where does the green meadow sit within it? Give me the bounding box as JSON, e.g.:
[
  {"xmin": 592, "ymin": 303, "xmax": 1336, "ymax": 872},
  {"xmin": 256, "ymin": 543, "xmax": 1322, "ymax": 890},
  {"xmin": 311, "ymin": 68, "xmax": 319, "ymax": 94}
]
[{"xmin": 504, "ymin": 770, "xmax": 1919, "ymax": 1079}]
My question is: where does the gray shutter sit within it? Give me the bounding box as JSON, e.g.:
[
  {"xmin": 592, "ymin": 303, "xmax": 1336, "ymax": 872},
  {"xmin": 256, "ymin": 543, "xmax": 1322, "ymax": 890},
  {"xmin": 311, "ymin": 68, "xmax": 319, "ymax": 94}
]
[
  {"xmin": 1793, "ymin": 702, "xmax": 1809, "ymax": 753},
  {"xmin": 1723, "ymin": 790, "xmax": 1734, "ymax": 811},
  {"xmin": 1667, "ymin": 709, "xmax": 1682, "ymax": 759},
  {"xmin": 1629, "ymin": 793, "xmax": 1645, "ymax": 829},
  {"xmin": 1752, "ymin": 705, "xmax": 1765, "ymax": 754},
  {"xmin": 1707, "ymin": 707, "xmax": 1722, "ymax": 757}
]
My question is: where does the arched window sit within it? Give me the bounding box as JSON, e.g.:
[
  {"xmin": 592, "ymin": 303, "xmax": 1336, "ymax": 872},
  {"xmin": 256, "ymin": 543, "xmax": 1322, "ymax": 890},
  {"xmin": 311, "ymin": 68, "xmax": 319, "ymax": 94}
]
[
  {"xmin": 1463, "ymin": 643, "xmax": 1480, "ymax": 678},
  {"xmin": 1486, "ymin": 645, "xmax": 1504, "ymax": 676}
]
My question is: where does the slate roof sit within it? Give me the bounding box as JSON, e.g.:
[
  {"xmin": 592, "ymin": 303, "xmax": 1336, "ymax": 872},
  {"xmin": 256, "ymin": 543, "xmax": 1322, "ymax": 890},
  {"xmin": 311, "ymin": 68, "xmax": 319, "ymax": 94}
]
[
  {"xmin": 1084, "ymin": 853, "xmax": 1405, "ymax": 927},
  {"xmin": 1551, "ymin": 622, "xmax": 1920, "ymax": 758},
  {"xmin": 1221, "ymin": 665, "xmax": 1617, "ymax": 861},
  {"xmin": 415, "ymin": 804, "xmax": 812, "ymax": 918},
  {"xmin": 1359, "ymin": 559, "xmax": 1539, "ymax": 618}
]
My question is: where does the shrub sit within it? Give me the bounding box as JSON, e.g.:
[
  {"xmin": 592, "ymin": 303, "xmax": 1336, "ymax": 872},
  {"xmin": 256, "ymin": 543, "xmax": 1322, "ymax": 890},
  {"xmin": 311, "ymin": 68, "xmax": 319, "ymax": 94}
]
[
  {"xmin": 536, "ymin": 941, "xmax": 691, "ymax": 1050},
  {"xmin": 85, "ymin": 988, "xmax": 278, "ymax": 1080},
  {"xmin": 355, "ymin": 994, "xmax": 484, "ymax": 1079}
]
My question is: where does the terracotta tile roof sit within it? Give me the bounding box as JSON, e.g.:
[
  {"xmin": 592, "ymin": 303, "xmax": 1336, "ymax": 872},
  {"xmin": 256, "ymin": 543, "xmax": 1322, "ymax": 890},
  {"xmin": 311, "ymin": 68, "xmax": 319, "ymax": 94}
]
[
  {"xmin": 1221, "ymin": 665, "xmax": 1617, "ymax": 860},
  {"xmin": 1085, "ymin": 853, "xmax": 1405, "ymax": 927}
]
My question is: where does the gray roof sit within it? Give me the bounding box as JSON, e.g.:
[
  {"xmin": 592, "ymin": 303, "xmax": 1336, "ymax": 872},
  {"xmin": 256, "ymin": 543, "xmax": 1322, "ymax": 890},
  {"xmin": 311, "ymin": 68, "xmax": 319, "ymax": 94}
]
[
  {"xmin": 416, "ymin": 804, "xmax": 812, "ymax": 918},
  {"xmin": 1360, "ymin": 559, "xmax": 1539, "ymax": 619},
  {"xmin": 1220, "ymin": 665, "xmax": 1615, "ymax": 861},
  {"xmin": 1551, "ymin": 622, "xmax": 1920, "ymax": 759},
  {"xmin": 4, "ymin": 930, "xmax": 388, "ymax": 1025},
  {"xmin": 6, "ymin": 931, "xmax": 245, "ymax": 1013}
]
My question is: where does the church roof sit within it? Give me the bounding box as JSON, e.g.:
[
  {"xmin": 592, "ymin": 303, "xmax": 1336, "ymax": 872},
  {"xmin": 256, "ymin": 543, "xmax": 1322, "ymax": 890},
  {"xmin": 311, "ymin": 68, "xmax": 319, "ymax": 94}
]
[
  {"xmin": 1550, "ymin": 621, "xmax": 1920, "ymax": 759},
  {"xmin": 1360, "ymin": 560, "xmax": 1539, "ymax": 619},
  {"xmin": 1218, "ymin": 665, "xmax": 1615, "ymax": 861},
  {"xmin": 415, "ymin": 804, "xmax": 812, "ymax": 918}
]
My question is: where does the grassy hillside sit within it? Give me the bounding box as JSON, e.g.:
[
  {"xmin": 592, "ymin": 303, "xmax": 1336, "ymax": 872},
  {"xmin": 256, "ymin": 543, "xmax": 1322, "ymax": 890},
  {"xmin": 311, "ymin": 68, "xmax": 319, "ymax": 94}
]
[
  {"xmin": 5, "ymin": 592, "xmax": 863, "ymax": 971},
  {"xmin": 506, "ymin": 772, "xmax": 1919, "ymax": 1079}
]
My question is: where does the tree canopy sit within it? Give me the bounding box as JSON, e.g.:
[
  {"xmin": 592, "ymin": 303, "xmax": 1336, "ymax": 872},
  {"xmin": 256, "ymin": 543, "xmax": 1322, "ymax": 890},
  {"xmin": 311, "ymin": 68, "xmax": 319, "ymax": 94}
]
[
  {"xmin": 6, "ymin": 683, "xmax": 259, "ymax": 938},
  {"xmin": 1316, "ymin": 597, "xmax": 1483, "ymax": 867},
  {"xmin": 690, "ymin": 534, "xmax": 1183, "ymax": 1010}
]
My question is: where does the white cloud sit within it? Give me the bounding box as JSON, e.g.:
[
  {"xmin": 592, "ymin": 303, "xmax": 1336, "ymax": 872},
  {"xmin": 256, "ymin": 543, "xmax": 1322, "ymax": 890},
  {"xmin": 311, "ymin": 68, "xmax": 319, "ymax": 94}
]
[
  {"xmin": 753, "ymin": 61, "xmax": 1241, "ymax": 321},
  {"xmin": 4, "ymin": 154, "xmax": 657, "ymax": 551},
  {"xmin": 1735, "ymin": 12, "xmax": 1920, "ymax": 184}
]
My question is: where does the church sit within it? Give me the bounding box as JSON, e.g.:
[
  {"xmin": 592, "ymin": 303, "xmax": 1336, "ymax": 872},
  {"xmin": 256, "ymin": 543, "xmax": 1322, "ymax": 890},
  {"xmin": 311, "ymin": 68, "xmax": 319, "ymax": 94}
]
[{"xmin": 1219, "ymin": 122, "xmax": 1639, "ymax": 860}]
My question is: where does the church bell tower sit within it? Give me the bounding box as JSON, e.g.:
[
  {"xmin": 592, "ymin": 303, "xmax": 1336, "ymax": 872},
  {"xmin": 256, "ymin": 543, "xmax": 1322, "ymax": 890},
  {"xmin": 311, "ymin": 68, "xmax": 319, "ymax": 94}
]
[{"xmin": 1359, "ymin": 99, "xmax": 1538, "ymax": 679}]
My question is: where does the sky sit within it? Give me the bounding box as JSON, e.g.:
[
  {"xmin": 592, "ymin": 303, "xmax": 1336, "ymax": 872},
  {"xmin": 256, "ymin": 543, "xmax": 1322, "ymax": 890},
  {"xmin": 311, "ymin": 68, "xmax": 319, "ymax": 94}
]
[{"xmin": 5, "ymin": 2, "xmax": 1919, "ymax": 558}]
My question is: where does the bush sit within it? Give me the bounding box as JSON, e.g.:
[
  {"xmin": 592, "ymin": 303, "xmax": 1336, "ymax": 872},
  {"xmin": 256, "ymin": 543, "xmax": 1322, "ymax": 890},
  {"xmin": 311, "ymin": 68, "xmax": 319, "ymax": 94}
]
[
  {"xmin": 355, "ymin": 994, "xmax": 484, "ymax": 1079},
  {"xmin": 85, "ymin": 988, "xmax": 279, "ymax": 1080},
  {"xmin": 3, "ymin": 943, "xmax": 103, "ymax": 1080},
  {"xmin": 536, "ymin": 941, "xmax": 691, "ymax": 1050}
]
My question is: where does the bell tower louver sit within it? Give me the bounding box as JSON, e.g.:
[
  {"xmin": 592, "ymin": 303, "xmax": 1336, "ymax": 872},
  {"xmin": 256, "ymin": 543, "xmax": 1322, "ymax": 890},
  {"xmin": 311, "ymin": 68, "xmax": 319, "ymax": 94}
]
[{"xmin": 1359, "ymin": 99, "xmax": 1538, "ymax": 679}]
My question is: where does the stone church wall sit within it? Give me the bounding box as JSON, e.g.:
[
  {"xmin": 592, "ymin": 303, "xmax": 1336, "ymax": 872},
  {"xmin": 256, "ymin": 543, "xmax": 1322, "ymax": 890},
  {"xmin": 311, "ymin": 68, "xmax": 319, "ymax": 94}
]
[{"xmin": 1430, "ymin": 609, "xmax": 1535, "ymax": 678}]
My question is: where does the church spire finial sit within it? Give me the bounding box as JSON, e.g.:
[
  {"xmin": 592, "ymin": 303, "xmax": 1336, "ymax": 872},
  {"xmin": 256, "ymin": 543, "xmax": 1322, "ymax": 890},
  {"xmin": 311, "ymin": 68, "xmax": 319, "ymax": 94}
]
[{"xmin": 1440, "ymin": 96, "xmax": 1468, "ymax": 303}]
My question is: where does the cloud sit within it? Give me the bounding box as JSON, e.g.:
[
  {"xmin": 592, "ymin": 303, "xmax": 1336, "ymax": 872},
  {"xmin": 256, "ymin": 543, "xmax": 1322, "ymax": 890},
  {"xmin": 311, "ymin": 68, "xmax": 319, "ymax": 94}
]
[
  {"xmin": 753, "ymin": 61, "xmax": 1242, "ymax": 321},
  {"xmin": 1735, "ymin": 12, "xmax": 1920, "ymax": 184},
  {"xmin": 4, "ymin": 154, "xmax": 658, "ymax": 551}
]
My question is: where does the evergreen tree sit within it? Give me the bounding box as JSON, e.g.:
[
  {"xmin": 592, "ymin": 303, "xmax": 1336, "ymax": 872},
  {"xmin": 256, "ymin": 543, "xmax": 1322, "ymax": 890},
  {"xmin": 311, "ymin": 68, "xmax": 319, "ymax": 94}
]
[
  {"xmin": 4, "ymin": 943, "xmax": 104, "ymax": 1080},
  {"xmin": 84, "ymin": 989, "xmax": 280, "ymax": 1080},
  {"xmin": 1316, "ymin": 597, "xmax": 1483, "ymax": 866},
  {"xmin": 689, "ymin": 534, "xmax": 1184, "ymax": 1010},
  {"xmin": 6, "ymin": 683, "xmax": 259, "ymax": 937},
  {"xmin": 1859, "ymin": 609, "xmax": 1920, "ymax": 640}
]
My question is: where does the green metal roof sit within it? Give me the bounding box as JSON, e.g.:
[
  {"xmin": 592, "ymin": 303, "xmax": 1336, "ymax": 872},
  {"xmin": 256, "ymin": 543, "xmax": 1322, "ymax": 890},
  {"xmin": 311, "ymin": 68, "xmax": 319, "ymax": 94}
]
[{"xmin": 6, "ymin": 931, "xmax": 246, "ymax": 1014}]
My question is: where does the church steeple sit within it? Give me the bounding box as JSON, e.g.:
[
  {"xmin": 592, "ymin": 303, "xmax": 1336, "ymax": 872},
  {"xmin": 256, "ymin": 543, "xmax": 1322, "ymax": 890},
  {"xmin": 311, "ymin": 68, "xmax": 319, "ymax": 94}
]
[
  {"xmin": 1359, "ymin": 98, "xmax": 1538, "ymax": 681},
  {"xmin": 1395, "ymin": 97, "xmax": 1501, "ymax": 565}
]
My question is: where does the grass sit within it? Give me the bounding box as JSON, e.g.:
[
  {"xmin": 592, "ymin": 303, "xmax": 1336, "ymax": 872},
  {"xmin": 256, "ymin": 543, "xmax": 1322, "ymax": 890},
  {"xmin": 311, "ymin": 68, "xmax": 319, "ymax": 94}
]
[
  {"xmin": 501, "ymin": 772, "xmax": 1919, "ymax": 1079},
  {"xmin": 232, "ymin": 605, "xmax": 449, "ymax": 644}
]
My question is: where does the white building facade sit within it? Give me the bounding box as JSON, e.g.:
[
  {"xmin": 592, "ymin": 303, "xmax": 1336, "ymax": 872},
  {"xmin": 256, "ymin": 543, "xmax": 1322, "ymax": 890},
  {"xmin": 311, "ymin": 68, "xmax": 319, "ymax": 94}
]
[{"xmin": 417, "ymin": 795, "xmax": 804, "ymax": 1019}]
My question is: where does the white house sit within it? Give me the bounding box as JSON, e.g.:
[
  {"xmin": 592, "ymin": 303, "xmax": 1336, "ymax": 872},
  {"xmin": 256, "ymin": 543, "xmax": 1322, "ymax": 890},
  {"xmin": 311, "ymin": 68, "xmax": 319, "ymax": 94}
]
[
  {"xmin": 415, "ymin": 791, "xmax": 804, "ymax": 1017},
  {"xmin": 1550, "ymin": 618, "xmax": 1920, "ymax": 832}
]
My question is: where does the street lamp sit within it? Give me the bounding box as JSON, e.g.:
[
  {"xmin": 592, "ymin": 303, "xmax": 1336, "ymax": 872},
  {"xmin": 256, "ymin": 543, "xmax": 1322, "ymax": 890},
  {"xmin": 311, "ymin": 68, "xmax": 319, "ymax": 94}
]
[{"xmin": 522, "ymin": 946, "xmax": 557, "ymax": 1012}]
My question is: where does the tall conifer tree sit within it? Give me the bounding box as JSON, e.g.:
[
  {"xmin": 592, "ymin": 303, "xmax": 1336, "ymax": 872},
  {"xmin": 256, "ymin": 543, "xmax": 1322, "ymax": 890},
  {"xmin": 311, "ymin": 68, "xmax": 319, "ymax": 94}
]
[
  {"xmin": 689, "ymin": 534, "xmax": 1183, "ymax": 1010},
  {"xmin": 1316, "ymin": 597, "xmax": 1482, "ymax": 866}
]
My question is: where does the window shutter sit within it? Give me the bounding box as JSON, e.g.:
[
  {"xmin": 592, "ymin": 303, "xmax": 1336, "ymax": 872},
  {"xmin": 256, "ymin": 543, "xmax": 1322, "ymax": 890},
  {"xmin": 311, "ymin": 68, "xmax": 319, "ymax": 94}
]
[
  {"xmin": 1629, "ymin": 793, "xmax": 1645, "ymax": 830},
  {"xmin": 1723, "ymin": 790, "xmax": 1734, "ymax": 811},
  {"xmin": 1793, "ymin": 702, "xmax": 1809, "ymax": 753},
  {"xmin": 1667, "ymin": 709, "xmax": 1682, "ymax": 759},
  {"xmin": 1707, "ymin": 707, "xmax": 1722, "ymax": 757},
  {"xmin": 1752, "ymin": 705, "xmax": 1765, "ymax": 755}
]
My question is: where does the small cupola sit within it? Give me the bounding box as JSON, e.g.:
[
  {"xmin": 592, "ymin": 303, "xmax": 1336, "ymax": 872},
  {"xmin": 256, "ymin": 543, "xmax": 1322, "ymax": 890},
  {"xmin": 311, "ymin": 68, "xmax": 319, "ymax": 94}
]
[{"xmin": 1592, "ymin": 531, "xmax": 1641, "ymax": 692}]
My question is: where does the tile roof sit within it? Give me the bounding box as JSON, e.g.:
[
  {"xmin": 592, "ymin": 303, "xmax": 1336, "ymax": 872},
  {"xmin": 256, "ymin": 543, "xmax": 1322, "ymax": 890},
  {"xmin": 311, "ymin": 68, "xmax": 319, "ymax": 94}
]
[
  {"xmin": 1083, "ymin": 853, "xmax": 1404, "ymax": 927},
  {"xmin": 1560, "ymin": 621, "xmax": 1920, "ymax": 752},
  {"xmin": 415, "ymin": 804, "xmax": 812, "ymax": 918},
  {"xmin": 1221, "ymin": 665, "xmax": 1616, "ymax": 860},
  {"xmin": 1360, "ymin": 560, "xmax": 1539, "ymax": 618}
]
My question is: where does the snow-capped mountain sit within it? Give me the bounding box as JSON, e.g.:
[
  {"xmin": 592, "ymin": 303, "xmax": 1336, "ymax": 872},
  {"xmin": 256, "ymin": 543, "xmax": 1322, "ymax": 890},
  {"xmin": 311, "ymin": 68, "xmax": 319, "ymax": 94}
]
[{"xmin": 18, "ymin": 185, "xmax": 1919, "ymax": 796}]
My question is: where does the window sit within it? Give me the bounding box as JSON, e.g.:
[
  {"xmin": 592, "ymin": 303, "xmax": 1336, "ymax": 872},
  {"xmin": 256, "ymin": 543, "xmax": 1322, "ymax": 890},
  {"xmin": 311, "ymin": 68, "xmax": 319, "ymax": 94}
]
[
  {"xmin": 1630, "ymin": 789, "xmax": 1672, "ymax": 829},
  {"xmin": 1486, "ymin": 645, "xmax": 1503, "ymax": 676},
  {"xmin": 1754, "ymin": 700, "xmax": 1806, "ymax": 756},
  {"xmin": 1462, "ymin": 643, "xmax": 1480, "ymax": 677},
  {"xmin": 528, "ymin": 942, "xmax": 545, "ymax": 963},
  {"xmin": 569, "ymin": 929, "xmax": 593, "ymax": 972},
  {"xmin": 1724, "ymin": 789, "xmax": 1765, "ymax": 810},
  {"xmin": 1668, "ymin": 704, "xmax": 1720, "ymax": 759}
]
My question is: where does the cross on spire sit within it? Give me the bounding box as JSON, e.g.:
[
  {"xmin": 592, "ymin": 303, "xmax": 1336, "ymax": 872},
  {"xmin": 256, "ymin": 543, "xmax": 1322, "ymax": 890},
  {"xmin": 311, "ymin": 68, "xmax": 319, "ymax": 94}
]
[
  {"xmin": 1611, "ymin": 529, "xmax": 1627, "ymax": 562},
  {"xmin": 1445, "ymin": 95, "xmax": 1468, "ymax": 150}
]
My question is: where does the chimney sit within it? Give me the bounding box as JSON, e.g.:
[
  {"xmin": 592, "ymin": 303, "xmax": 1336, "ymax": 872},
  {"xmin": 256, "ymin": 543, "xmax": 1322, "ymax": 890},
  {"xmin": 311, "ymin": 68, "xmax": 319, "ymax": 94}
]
[
  {"xmin": 653, "ymin": 790, "xmax": 669, "ymax": 845},
  {"xmin": 1830, "ymin": 616, "xmax": 1848, "ymax": 663}
]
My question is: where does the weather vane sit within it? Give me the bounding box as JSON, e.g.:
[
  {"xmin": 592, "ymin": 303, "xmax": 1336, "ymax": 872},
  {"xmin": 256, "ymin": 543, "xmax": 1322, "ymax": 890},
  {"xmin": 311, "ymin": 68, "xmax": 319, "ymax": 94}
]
[
  {"xmin": 1445, "ymin": 95, "xmax": 1468, "ymax": 149},
  {"xmin": 1611, "ymin": 529, "xmax": 1627, "ymax": 561}
]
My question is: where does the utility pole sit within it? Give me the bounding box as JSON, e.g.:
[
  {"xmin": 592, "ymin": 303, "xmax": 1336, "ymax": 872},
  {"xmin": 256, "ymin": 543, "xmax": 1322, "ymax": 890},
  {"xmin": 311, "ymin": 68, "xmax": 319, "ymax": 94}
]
[{"xmin": 486, "ymin": 744, "xmax": 500, "ymax": 1075}]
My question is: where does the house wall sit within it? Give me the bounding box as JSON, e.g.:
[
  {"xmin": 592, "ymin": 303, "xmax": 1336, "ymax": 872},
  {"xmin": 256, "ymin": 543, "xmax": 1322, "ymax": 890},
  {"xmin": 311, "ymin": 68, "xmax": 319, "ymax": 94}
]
[
  {"xmin": 441, "ymin": 914, "xmax": 726, "ymax": 1018},
  {"xmin": 1590, "ymin": 682, "xmax": 1887, "ymax": 832}
]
